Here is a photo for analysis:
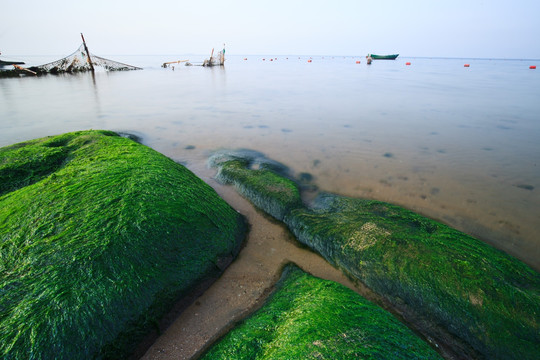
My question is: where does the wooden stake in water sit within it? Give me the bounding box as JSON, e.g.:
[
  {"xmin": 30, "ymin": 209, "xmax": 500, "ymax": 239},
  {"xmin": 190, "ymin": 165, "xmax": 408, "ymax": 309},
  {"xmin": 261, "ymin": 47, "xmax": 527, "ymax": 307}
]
[{"xmin": 80, "ymin": 33, "xmax": 95, "ymax": 72}]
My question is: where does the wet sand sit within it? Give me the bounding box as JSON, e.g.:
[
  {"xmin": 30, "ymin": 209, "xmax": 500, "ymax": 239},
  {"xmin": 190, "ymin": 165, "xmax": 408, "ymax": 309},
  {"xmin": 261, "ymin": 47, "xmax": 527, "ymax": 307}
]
[{"xmin": 141, "ymin": 165, "xmax": 381, "ymax": 360}]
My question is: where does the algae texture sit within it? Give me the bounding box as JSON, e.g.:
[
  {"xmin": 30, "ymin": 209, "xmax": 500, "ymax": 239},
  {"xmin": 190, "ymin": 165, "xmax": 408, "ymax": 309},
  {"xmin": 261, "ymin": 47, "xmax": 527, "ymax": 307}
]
[
  {"xmin": 0, "ymin": 131, "xmax": 247, "ymax": 359},
  {"xmin": 201, "ymin": 264, "xmax": 442, "ymax": 360},
  {"xmin": 209, "ymin": 150, "xmax": 540, "ymax": 360},
  {"xmin": 209, "ymin": 149, "xmax": 302, "ymax": 221}
]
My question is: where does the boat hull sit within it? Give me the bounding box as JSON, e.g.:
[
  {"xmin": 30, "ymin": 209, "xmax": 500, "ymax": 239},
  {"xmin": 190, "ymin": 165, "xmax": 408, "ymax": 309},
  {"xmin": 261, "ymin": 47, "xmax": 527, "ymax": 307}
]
[
  {"xmin": 368, "ymin": 54, "xmax": 399, "ymax": 60},
  {"xmin": 0, "ymin": 59, "xmax": 25, "ymax": 67}
]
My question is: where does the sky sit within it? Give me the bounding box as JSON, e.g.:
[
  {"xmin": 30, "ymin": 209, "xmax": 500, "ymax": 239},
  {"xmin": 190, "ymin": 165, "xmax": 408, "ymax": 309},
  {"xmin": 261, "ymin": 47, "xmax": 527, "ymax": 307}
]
[{"xmin": 1, "ymin": 0, "xmax": 539, "ymax": 59}]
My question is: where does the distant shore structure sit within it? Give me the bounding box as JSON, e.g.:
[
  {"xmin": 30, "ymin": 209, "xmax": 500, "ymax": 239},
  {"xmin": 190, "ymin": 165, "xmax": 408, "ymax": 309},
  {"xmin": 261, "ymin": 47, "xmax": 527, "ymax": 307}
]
[
  {"xmin": 1, "ymin": 33, "xmax": 141, "ymax": 77},
  {"xmin": 203, "ymin": 44, "xmax": 226, "ymax": 67}
]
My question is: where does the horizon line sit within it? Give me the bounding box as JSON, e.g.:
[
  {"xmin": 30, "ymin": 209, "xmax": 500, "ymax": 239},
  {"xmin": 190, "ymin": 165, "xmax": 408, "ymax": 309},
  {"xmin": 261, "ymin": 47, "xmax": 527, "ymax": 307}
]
[{"xmin": 3, "ymin": 53, "xmax": 539, "ymax": 62}]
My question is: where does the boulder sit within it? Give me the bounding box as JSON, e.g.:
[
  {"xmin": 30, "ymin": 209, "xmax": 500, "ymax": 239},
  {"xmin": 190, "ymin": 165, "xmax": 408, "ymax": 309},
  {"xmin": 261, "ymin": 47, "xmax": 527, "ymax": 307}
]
[
  {"xmin": 0, "ymin": 130, "xmax": 247, "ymax": 359},
  {"xmin": 201, "ymin": 264, "xmax": 442, "ymax": 359}
]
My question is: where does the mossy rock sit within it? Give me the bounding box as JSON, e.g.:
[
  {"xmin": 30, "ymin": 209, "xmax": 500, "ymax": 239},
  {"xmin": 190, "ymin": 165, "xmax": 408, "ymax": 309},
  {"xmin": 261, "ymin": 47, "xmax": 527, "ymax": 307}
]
[
  {"xmin": 201, "ymin": 263, "xmax": 442, "ymax": 359},
  {"xmin": 209, "ymin": 149, "xmax": 302, "ymax": 221},
  {"xmin": 209, "ymin": 150, "xmax": 540, "ymax": 360},
  {"xmin": 0, "ymin": 131, "xmax": 247, "ymax": 359}
]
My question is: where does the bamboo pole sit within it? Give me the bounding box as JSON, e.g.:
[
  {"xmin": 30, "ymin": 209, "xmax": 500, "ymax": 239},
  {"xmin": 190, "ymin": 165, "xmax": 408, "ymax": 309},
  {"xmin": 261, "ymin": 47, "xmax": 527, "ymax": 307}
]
[
  {"xmin": 162, "ymin": 60, "xmax": 189, "ymax": 68},
  {"xmin": 13, "ymin": 64, "xmax": 37, "ymax": 75},
  {"xmin": 80, "ymin": 33, "xmax": 95, "ymax": 72}
]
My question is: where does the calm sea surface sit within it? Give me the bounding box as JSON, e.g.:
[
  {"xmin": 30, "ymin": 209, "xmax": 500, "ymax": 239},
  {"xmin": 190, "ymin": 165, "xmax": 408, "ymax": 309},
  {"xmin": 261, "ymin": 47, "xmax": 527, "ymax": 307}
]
[{"xmin": 1, "ymin": 55, "xmax": 539, "ymax": 270}]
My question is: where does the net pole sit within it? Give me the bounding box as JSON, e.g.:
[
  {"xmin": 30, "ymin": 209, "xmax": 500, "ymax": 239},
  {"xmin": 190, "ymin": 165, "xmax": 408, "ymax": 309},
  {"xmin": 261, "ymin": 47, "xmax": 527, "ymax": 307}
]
[{"xmin": 81, "ymin": 33, "xmax": 95, "ymax": 72}]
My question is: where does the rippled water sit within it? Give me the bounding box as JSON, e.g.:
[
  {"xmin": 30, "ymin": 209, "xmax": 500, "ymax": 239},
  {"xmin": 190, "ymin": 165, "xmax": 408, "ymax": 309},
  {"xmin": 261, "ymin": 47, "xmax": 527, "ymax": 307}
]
[{"xmin": 1, "ymin": 55, "xmax": 539, "ymax": 270}]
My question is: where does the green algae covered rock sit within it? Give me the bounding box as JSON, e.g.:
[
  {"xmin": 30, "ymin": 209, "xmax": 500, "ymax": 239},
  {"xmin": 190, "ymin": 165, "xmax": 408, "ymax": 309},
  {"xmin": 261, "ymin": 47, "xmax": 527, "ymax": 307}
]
[
  {"xmin": 201, "ymin": 264, "xmax": 442, "ymax": 360},
  {"xmin": 0, "ymin": 131, "xmax": 247, "ymax": 359},
  {"xmin": 289, "ymin": 194, "xmax": 540, "ymax": 359},
  {"xmin": 209, "ymin": 150, "xmax": 302, "ymax": 221},
  {"xmin": 209, "ymin": 150, "xmax": 540, "ymax": 360}
]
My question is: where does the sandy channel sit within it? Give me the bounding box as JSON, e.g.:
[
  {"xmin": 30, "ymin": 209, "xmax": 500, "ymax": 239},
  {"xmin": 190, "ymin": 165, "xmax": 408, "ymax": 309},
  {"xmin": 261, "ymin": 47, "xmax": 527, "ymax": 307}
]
[{"xmin": 140, "ymin": 165, "xmax": 380, "ymax": 360}]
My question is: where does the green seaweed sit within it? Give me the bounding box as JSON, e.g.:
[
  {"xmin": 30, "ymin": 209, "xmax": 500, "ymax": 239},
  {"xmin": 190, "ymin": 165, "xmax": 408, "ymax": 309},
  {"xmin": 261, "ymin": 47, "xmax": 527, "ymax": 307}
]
[
  {"xmin": 209, "ymin": 149, "xmax": 302, "ymax": 221},
  {"xmin": 0, "ymin": 131, "xmax": 247, "ymax": 359},
  {"xmin": 201, "ymin": 264, "xmax": 442, "ymax": 360},
  {"xmin": 0, "ymin": 133, "xmax": 75, "ymax": 196},
  {"xmin": 209, "ymin": 150, "xmax": 540, "ymax": 360}
]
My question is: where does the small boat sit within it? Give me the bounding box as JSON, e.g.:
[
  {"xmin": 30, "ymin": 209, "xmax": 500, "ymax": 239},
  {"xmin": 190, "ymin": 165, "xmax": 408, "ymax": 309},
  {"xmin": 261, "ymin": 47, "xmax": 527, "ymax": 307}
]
[
  {"xmin": 0, "ymin": 59, "xmax": 25, "ymax": 67},
  {"xmin": 367, "ymin": 54, "xmax": 399, "ymax": 60}
]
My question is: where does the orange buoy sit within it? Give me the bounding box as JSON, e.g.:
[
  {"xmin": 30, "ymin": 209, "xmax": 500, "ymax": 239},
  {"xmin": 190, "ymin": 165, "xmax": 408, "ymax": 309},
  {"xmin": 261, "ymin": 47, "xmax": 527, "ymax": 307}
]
[
  {"xmin": 356, "ymin": 60, "xmax": 361, "ymax": 64},
  {"xmin": 244, "ymin": 58, "xmax": 247, "ymax": 61},
  {"xmin": 308, "ymin": 59, "xmax": 312, "ymax": 63},
  {"xmin": 406, "ymin": 62, "xmax": 411, "ymax": 65},
  {"xmin": 464, "ymin": 64, "xmax": 470, "ymax": 67},
  {"xmin": 530, "ymin": 65, "xmax": 536, "ymax": 69}
]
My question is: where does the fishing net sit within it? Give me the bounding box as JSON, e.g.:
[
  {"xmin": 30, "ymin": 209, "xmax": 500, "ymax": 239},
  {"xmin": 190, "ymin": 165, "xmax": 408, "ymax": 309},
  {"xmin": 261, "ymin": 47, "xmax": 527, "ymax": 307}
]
[
  {"xmin": 29, "ymin": 44, "xmax": 141, "ymax": 74},
  {"xmin": 202, "ymin": 47, "xmax": 226, "ymax": 67}
]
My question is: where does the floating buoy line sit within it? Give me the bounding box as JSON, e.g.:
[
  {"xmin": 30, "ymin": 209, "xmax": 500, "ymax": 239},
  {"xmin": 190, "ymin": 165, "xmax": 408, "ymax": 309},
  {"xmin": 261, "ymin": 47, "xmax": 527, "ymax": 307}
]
[{"xmin": 213, "ymin": 56, "xmax": 536, "ymax": 71}]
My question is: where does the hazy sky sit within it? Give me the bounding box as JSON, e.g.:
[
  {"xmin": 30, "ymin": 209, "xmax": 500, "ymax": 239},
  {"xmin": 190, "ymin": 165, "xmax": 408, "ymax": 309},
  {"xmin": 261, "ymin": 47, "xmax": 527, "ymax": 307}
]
[{"xmin": 1, "ymin": 0, "xmax": 539, "ymax": 58}]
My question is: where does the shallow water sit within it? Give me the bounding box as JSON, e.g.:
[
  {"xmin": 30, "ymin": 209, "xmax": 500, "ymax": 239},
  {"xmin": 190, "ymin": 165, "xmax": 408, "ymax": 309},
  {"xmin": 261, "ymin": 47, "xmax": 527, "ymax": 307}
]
[{"xmin": 1, "ymin": 54, "xmax": 538, "ymax": 270}]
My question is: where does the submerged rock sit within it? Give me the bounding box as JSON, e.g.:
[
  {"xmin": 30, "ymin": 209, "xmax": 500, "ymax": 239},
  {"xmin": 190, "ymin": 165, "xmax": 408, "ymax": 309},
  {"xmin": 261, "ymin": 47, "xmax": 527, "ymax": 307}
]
[
  {"xmin": 209, "ymin": 149, "xmax": 301, "ymax": 221},
  {"xmin": 0, "ymin": 131, "xmax": 247, "ymax": 359},
  {"xmin": 201, "ymin": 264, "xmax": 442, "ymax": 359},
  {"xmin": 209, "ymin": 149, "xmax": 540, "ymax": 360}
]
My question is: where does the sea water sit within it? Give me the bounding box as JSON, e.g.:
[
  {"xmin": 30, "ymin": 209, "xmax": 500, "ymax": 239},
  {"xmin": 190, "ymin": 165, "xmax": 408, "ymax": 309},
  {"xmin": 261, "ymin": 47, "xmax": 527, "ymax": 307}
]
[{"xmin": 1, "ymin": 55, "xmax": 539, "ymax": 270}]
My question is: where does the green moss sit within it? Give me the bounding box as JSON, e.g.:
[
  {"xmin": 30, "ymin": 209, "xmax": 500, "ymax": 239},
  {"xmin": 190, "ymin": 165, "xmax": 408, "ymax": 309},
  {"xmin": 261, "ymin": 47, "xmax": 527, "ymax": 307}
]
[
  {"xmin": 209, "ymin": 150, "xmax": 302, "ymax": 220},
  {"xmin": 210, "ymin": 151, "xmax": 540, "ymax": 360},
  {"xmin": 201, "ymin": 264, "xmax": 441, "ymax": 359},
  {"xmin": 289, "ymin": 194, "xmax": 540, "ymax": 359},
  {"xmin": 0, "ymin": 131, "xmax": 247, "ymax": 359},
  {"xmin": 0, "ymin": 132, "xmax": 75, "ymax": 196}
]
